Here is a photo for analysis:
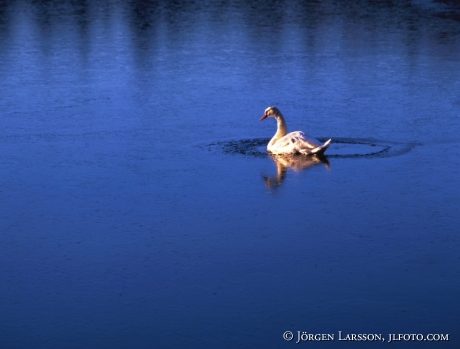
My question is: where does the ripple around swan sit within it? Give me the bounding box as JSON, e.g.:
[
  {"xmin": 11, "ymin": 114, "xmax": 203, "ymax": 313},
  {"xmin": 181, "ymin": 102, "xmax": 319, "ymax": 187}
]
[{"xmin": 204, "ymin": 138, "xmax": 418, "ymax": 159}]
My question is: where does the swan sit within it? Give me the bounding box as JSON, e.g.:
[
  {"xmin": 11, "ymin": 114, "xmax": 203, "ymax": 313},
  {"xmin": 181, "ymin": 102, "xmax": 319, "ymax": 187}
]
[{"xmin": 259, "ymin": 106, "xmax": 332, "ymax": 156}]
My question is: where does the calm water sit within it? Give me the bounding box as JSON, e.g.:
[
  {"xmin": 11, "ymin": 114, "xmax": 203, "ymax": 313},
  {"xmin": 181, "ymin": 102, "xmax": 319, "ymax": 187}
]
[{"xmin": 1, "ymin": 1, "xmax": 459, "ymax": 348}]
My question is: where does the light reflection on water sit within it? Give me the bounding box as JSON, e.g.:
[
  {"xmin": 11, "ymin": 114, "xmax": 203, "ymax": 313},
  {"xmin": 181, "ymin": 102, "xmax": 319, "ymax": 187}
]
[{"xmin": 1, "ymin": 1, "xmax": 460, "ymax": 348}]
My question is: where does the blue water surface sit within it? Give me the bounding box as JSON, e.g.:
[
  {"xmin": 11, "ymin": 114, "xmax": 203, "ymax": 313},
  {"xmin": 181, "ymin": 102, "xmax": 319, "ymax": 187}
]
[{"xmin": 1, "ymin": 1, "xmax": 459, "ymax": 348}]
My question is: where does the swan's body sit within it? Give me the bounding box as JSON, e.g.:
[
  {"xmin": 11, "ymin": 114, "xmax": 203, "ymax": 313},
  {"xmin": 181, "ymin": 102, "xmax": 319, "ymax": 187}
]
[{"xmin": 260, "ymin": 106, "xmax": 331, "ymax": 156}]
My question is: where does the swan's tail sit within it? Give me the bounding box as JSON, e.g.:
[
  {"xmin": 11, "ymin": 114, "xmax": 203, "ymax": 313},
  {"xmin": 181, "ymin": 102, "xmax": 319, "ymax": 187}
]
[{"xmin": 310, "ymin": 139, "xmax": 332, "ymax": 156}]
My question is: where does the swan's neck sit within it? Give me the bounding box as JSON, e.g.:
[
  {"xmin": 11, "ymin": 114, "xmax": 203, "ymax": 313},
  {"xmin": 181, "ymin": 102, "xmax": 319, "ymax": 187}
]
[{"xmin": 269, "ymin": 114, "xmax": 288, "ymax": 145}]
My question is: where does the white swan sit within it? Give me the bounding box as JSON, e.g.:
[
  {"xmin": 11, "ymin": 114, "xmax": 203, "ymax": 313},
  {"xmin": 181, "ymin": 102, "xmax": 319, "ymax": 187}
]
[{"xmin": 260, "ymin": 106, "xmax": 331, "ymax": 156}]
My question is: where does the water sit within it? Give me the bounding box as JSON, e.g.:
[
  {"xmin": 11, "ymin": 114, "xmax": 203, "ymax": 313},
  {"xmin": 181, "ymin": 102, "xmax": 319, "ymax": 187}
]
[{"xmin": 1, "ymin": 1, "xmax": 459, "ymax": 348}]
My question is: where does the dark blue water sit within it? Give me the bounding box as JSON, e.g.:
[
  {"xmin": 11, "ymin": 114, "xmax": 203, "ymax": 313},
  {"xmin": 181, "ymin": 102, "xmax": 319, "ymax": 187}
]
[{"xmin": 1, "ymin": 1, "xmax": 459, "ymax": 348}]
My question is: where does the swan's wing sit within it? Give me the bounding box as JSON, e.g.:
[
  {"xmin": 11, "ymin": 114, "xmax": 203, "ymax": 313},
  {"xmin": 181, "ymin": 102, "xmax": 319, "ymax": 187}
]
[
  {"xmin": 301, "ymin": 138, "xmax": 332, "ymax": 156},
  {"xmin": 268, "ymin": 132, "xmax": 304, "ymax": 154},
  {"xmin": 278, "ymin": 131, "xmax": 321, "ymax": 149},
  {"xmin": 269, "ymin": 131, "xmax": 331, "ymax": 155},
  {"xmin": 294, "ymin": 131, "xmax": 323, "ymax": 148}
]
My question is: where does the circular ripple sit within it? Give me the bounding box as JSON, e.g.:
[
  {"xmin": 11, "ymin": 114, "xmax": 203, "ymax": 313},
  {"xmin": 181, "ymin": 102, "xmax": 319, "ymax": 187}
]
[{"xmin": 205, "ymin": 137, "xmax": 418, "ymax": 159}]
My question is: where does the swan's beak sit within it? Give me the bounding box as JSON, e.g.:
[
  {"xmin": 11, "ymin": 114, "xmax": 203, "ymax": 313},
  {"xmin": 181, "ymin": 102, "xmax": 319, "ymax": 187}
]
[{"xmin": 260, "ymin": 113, "xmax": 268, "ymax": 121}]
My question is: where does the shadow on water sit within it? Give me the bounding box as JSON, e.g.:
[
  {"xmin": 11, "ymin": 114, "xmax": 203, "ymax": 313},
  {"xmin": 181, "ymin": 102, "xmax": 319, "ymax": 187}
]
[
  {"xmin": 203, "ymin": 137, "xmax": 419, "ymax": 190},
  {"xmin": 207, "ymin": 137, "xmax": 419, "ymax": 159}
]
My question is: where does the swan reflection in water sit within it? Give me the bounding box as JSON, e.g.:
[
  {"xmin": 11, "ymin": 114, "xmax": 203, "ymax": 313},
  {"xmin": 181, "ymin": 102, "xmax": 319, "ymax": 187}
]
[{"xmin": 263, "ymin": 154, "xmax": 330, "ymax": 189}]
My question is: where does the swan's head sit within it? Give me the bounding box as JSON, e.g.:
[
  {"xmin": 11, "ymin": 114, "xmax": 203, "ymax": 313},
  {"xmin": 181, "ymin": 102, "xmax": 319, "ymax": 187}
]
[{"xmin": 260, "ymin": 106, "xmax": 281, "ymax": 121}]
